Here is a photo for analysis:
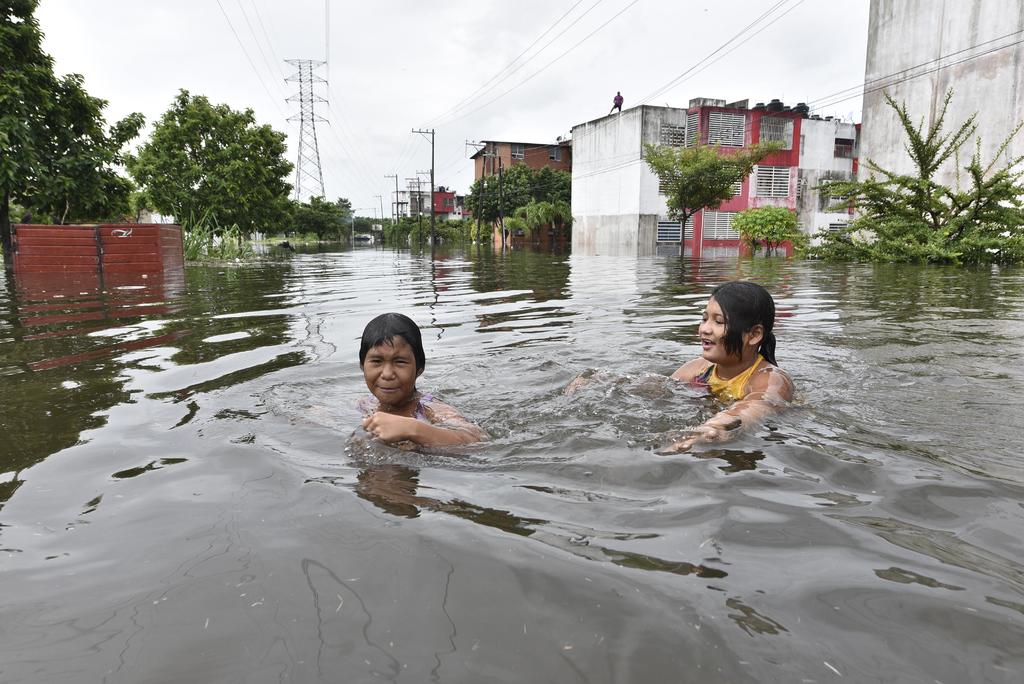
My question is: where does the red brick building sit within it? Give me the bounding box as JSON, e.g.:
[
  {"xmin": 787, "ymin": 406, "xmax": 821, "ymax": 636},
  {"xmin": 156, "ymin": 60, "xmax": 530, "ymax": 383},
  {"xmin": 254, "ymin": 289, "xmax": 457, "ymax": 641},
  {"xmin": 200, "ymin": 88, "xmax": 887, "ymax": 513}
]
[{"xmin": 471, "ymin": 140, "xmax": 572, "ymax": 179}]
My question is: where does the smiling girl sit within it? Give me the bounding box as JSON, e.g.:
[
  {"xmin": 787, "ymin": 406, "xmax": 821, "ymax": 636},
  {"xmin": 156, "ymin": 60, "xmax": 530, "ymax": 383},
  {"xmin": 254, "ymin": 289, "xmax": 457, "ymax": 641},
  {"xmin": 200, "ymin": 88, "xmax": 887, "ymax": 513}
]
[
  {"xmin": 667, "ymin": 281, "xmax": 794, "ymax": 452},
  {"xmin": 359, "ymin": 313, "xmax": 486, "ymax": 447}
]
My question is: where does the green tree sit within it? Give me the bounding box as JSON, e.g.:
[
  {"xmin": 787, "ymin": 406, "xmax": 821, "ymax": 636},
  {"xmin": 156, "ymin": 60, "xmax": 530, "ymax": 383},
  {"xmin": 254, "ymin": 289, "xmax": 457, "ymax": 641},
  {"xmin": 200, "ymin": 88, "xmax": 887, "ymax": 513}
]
[
  {"xmin": 464, "ymin": 165, "xmax": 571, "ymax": 225},
  {"xmin": 733, "ymin": 206, "xmax": 804, "ymax": 256},
  {"xmin": 515, "ymin": 199, "xmax": 573, "ymax": 243},
  {"xmin": 128, "ymin": 90, "xmax": 293, "ymax": 237},
  {"xmin": 1, "ymin": 0, "xmax": 50, "ymax": 257},
  {"xmin": 32, "ymin": 74, "xmax": 144, "ymax": 224},
  {"xmin": 642, "ymin": 142, "xmax": 781, "ymax": 229},
  {"xmin": 2, "ymin": 0, "xmax": 143, "ymax": 261},
  {"xmin": 291, "ymin": 196, "xmax": 352, "ymax": 240},
  {"xmin": 811, "ymin": 90, "xmax": 1024, "ymax": 263}
]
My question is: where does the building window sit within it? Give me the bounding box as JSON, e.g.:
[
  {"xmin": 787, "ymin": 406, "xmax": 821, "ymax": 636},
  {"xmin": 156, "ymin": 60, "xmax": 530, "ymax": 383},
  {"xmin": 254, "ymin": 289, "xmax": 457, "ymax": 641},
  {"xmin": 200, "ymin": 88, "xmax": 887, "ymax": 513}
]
[
  {"xmin": 731, "ymin": 179, "xmax": 743, "ymax": 197},
  {"xmin": 660, "ymin": 123, "xmax": 687, "ymax": 147},
  {"xmin": 685, "ymin": 111, "xmax": 699, "ymax": 147},
  {"xmin": 759, "ymin": 116, "xmax": 793, "ymax": 149},
  {"xmin": 822, "ymin": 193, "xmax": 847, "ymax": 210},
  {"xmin": 834, "ymin": 138, "xmax": 855, "ymax": 158},
  {"xmin": 827, "ymin": 222, "xmax": 849, "ymax": 233},
  {"xmin": 511, "ymin": 143, "xmax": 525, "ymax": 160},
  {"xmin": 702, "ymin": 211, "xmax": 739, "ymax": 240},
  {"xmin": 656, "ymin": 218, "xmax": 693, "ymax": 242},
  {"xmin": 548, "ymin": 146, "xmax": 561, "ymax": 161},
  {"xmin": 755, "ymin": 165, "xmax": 791, "ymax": 197},
  {"xmin": 707, "ymin": 112, "xmax": 745, "ymax": 146}
]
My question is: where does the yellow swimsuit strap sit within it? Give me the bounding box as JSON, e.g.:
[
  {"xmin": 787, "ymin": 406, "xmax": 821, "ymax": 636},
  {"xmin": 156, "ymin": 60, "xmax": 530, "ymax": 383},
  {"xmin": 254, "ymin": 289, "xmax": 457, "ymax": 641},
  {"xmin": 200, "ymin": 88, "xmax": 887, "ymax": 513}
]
[{"xmin": 707, "ymin": 354, "xmax": 765, "ymax": 402}]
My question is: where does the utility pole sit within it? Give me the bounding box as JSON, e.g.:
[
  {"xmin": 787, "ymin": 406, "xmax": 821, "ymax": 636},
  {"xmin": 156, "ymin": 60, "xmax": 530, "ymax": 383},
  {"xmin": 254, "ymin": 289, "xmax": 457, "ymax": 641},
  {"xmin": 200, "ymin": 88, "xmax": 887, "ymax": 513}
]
[
  {"xmin": 384, "ymin": 174, "xmax": 399, "ymax": 224},
  {"xmin": 417, "ymin": 171, "xmax": 432, "ymax": 249},
  {"xmin": 407, "ymin": 177, "xmax": 423, "ymax": 248},
  {"xmin": 374, "ymin": 194, "xmax": 384, "ymax": 242},
  {"xmin": 497, "ymin": 157, "xmax": 506, "ymax": 249},
  {"xmin": 466, "ymin": 141, "xmax": 486, "ymax": 245},
  {"xmin": 286, "ymin": 59, "xmax": 327, "ymax": 202},
  {"xmin": 411, "ymin": 128, "xmax": 435, "ymax": 248}
]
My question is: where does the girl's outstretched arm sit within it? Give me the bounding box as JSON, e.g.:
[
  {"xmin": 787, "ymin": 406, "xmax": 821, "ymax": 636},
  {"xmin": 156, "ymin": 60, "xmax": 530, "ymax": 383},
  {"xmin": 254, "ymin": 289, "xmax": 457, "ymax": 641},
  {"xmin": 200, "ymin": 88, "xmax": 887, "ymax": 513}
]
[
  {"xmin": 664, "ymin": 365, "xmax": 794, "ymax": 453},
  {"xmin": 363, "ymin": 400, "xmax": 486, "ymax": 447}
]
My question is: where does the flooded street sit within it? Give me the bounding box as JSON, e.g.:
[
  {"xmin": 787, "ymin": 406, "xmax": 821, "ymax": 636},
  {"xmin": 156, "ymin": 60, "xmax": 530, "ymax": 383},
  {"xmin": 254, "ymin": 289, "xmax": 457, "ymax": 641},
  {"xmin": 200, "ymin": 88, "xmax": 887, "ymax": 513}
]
[{"xmin": 2, "ymin": 247, "xmax": 1023, "ymax": 683}]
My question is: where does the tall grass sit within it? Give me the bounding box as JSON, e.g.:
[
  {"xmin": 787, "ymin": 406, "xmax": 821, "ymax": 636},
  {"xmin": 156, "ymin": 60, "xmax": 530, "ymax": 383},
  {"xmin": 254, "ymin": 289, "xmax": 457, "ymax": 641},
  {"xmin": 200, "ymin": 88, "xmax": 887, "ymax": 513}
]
[{"xmin": 182, "ymin": 209, "xmax": 254, "ymax": 261}]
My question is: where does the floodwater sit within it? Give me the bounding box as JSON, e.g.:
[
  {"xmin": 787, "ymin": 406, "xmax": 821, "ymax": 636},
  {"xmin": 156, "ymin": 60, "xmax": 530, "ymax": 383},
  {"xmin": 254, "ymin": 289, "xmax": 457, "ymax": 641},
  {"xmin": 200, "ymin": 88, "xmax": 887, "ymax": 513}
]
[{"xmin": 1, "ymin": 247, "xmax": 1023, "ymax": 683}]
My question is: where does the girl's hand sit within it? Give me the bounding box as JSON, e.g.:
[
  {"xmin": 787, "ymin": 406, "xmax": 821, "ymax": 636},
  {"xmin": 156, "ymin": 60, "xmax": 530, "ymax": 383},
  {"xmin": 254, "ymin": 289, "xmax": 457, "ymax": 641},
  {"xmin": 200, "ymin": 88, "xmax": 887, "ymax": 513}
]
[
  {"xmin": 363, "ymin": 412, "xmax": 420, "ymax": 443},
  {"xmin": 662, "ymin": 425, "xmax": 725, "ymax": 453}
]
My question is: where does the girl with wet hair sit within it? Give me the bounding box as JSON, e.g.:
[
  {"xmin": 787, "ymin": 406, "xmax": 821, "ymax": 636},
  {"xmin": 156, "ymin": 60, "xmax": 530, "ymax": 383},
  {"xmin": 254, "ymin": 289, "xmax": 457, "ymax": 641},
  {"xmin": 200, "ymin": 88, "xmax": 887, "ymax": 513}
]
[
  {"xmin": 358, "ymin": 313, "xmax": 485, "ymax": 447},
  {"xmin": 667, "ymin": 281, "xmax": 794, "ymax": 452}
]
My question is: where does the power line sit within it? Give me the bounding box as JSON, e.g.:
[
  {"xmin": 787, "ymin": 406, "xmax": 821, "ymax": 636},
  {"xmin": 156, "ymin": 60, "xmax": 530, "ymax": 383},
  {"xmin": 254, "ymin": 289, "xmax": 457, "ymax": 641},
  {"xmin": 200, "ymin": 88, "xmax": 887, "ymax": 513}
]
[
  {"xmin": 234, "ymin": 0, "xmax": 281, "ymax": 89},
  {"xmin": 808, "ymin": 29, "xmax": 1024, "ymax": 111},
  {"xmin": 438, "ymin": 0, "xmax": 643, "ymax": 126},
  {"xmin": 247, "ymin": 0, "xmax": 289, "ymax": 81},
  {"xmin": 810, "ymin": 36, "xmax": 1024, "ymax": 112},
  {"xmin": 427, "ymin": 0, "xmax": 598, "ymax": 125},
  {"xmin": 215, "ymin": 0, "xmax": 288, "ymax": 118},
  {"xmin": 636, "ymin": 0, "xmax": 794, "ymax": 106},
  {"xmin": 646, "ymin": 0, "xmax": 808, "ymax": 105}
]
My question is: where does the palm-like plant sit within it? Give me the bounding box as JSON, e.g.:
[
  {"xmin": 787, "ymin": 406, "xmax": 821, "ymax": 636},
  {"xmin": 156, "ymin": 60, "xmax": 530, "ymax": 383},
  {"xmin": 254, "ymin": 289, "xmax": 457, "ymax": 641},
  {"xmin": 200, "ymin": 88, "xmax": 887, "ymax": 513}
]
[{"xmin": 516, "ymin": 200, "xmax": 573, "ymax": 243}]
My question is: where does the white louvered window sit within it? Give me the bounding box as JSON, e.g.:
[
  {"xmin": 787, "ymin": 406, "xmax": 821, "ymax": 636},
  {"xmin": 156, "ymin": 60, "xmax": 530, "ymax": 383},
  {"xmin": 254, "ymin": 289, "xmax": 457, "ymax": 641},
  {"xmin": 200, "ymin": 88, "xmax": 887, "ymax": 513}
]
[
  {"xmin": 827, "ymin": 222, "xmax": 849, "ymax": 233},
  {"xmin": 759, "ymin": 116, "xmax": 793, "ymax": 149},
  {"xmin": 685, "ymin": 111, "xmax": 699, "ymax": 147},
  {"xmin": 702, "ymin": 211, "xmax": 739, "ymax": 240},
  {"xmin": 755, "ymin": 166, "xmax": 791, "ymax": 197},
  {"xmin": 730, "ymin": 179, "xmax": 743, "ymax": 197},
  {"xmin": 657, "ymin": 221, "xmax": 681, "ymax": 243},
  {"xmin": 657, "ymin": 218, "xmax": 694, "ymax": 242},
  {"xmin": 660, "ymin": 123, "xmax": 687, "ymax": 147},
  {"xmin": 707, "ymin": 112, "xmax": 745, "ymax": 146}
]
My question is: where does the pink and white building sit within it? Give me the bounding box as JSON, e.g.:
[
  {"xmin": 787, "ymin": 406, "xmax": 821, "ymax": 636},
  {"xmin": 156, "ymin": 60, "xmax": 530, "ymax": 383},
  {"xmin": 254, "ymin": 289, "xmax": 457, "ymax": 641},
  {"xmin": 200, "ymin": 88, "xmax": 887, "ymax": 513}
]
[{"xmin": 570, "ymin": 97, "xmax": 857, "ymax": 255}]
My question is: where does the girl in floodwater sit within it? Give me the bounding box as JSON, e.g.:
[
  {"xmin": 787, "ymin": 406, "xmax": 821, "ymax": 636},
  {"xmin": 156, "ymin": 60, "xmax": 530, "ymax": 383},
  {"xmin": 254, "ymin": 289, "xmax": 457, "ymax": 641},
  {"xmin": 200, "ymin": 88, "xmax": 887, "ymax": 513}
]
[
  {"xmin": 564, "ymin": 280, "xmax": 794, "ymax": 451},
  {"xmin": 665, "ymin": 280, "xmax": 794, "ymax": 452},
  {"xmin": 359, "ymin": 312, "xmax": 486, "ymax": 447}
]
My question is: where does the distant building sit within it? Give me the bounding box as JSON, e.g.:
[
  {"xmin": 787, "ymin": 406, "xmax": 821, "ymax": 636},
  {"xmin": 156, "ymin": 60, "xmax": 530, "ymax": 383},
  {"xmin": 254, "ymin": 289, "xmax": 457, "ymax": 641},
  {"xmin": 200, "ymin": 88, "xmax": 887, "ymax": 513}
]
[
  {"xmin": 393, "ymin": 186, "xmax": 465, "ymax": 221},
  {"xmin": 571, "ymin": 99, "xmax": 857, "ymax": 255},
  {"xmin": 471, "ymin": 140, "xmax": 572, "ymax": 180},
  {"xmin": 798, "ymin": 118, "xmax": 859, "ymax": 238},
  {"xmin": 432, "ymin": 187, "xmax": 466, "ymax": 221},
  {"xmin": 859, "ymin": 0, "xmax": 1024, "ymax": 186}
]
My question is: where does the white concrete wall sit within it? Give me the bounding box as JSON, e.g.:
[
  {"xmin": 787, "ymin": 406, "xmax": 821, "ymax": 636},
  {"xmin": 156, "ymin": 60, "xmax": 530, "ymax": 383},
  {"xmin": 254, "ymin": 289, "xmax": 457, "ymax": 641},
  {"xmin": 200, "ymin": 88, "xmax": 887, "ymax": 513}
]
[
  {"xmin": 571, "ymin": 106, "xmax": 688, "ymax": 254},
  {"xmin": 860, "ymin": 0, "xmax": 1024, "ymax": 186},
  {"xmin": 798, "ymin": 118, "xmax": 857, "ymax": 234}
]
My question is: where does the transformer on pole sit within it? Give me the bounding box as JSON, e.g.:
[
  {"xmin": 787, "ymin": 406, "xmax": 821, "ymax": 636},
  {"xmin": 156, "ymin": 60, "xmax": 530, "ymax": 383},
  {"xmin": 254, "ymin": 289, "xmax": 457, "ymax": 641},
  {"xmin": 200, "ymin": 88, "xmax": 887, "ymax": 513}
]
[{"xmin": 286, "ymin": 59, "xmax": 327, "ymax": 202}]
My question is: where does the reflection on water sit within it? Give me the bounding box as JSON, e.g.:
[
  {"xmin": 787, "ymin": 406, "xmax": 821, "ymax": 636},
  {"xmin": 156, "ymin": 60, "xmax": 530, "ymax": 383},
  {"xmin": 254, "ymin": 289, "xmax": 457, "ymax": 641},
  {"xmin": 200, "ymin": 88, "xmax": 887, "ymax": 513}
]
[{"xmin": 1, "ymin": 248, "xmax": 1024, "ymax": 682}]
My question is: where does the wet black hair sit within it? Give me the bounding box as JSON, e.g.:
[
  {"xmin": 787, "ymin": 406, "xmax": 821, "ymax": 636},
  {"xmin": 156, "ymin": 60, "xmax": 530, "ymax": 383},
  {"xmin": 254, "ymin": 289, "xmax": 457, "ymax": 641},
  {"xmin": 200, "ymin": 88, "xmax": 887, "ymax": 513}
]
[
  {"xmin": 359, "ymin": 313, "xmax": 426, "ymax": 371},
  {"xmin": 709, "ymin": 281, "xmax": 778, "ymax": 365}
]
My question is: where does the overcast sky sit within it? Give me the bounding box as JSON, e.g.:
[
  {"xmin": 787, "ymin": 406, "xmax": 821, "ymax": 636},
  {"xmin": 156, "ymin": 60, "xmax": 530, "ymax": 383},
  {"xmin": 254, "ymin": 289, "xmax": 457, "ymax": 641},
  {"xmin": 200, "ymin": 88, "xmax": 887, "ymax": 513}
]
[{"xmin": 37, "ymin": 0, "xmax": 871, "ymax": 216}]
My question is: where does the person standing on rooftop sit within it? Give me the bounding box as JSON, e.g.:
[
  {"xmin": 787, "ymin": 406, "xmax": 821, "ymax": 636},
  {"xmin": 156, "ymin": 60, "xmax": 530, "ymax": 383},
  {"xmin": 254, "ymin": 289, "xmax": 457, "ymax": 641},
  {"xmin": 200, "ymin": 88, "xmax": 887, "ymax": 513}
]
[{"xmin": 610, "ymin": 91, "xmax": 623, "ymax": 115}]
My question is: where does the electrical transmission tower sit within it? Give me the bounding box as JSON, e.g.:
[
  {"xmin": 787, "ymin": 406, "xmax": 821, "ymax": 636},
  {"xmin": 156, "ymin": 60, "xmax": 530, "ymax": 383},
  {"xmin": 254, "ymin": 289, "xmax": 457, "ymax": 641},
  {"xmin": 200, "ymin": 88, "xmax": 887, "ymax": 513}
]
[{"xmin": 286, "ymin": 59, "xmax": 327, "ymax": 201}]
